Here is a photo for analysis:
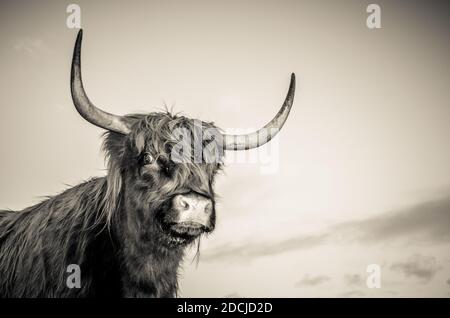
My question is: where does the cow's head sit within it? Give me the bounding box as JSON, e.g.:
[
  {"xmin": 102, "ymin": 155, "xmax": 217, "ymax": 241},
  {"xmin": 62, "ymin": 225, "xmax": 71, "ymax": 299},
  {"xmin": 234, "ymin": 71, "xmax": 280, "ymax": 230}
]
[{"xmin": 70, "ymin": 30, "xmax": 295, "ymax": 248}]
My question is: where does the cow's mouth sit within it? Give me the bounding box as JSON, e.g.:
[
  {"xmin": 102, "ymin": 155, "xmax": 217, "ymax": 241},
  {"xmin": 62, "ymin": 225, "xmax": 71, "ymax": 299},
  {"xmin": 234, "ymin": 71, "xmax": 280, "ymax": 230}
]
[{"xmin": 160, "ymin": 221, "xmax": 206, "ymax": 247}]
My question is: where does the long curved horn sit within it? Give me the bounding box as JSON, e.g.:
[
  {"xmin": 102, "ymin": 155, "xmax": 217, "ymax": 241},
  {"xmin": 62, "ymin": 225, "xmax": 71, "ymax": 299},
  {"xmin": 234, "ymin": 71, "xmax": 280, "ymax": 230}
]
[
  {"xmin": 222, "ymin": 73, "xmax": 295, "ymax": 150},
  {"xmin": 71, "ymin": 29, "xmax": 131, "ymax": 134}
]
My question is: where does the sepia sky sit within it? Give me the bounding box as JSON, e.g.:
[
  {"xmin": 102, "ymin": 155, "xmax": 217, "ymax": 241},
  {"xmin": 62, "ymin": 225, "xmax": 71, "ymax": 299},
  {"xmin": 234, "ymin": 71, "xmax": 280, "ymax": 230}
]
[{"xmin": 0, "ymin": 0, "xmax": 449, "ymax": 297}]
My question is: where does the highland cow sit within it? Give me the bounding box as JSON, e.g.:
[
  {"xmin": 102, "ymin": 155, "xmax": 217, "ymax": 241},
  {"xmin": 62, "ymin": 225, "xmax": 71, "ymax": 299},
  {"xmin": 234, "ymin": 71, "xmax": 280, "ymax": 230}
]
[{"xmin": 0, "ymin": 30, "xmax": 295, "ymax": 297}]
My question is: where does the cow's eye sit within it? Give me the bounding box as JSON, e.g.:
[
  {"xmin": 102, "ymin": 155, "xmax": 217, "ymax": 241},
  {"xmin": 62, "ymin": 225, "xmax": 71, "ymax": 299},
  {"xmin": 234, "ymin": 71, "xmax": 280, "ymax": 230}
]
[
  {"xmin": 157, "ymin": 157, "xmax": 173, "ymax": 177},
  {"xmin": 163, "ymin": 165, "xmax": 170, "ymax": 174},
  {"xmin": 143, "ymin": 152, "xmax": 154, "ymax": 165}
]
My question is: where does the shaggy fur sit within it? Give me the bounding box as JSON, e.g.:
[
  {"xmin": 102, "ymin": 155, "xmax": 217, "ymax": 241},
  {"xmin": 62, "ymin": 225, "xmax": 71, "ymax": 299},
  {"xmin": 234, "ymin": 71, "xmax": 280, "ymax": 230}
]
[{"xmin": 0, "ymin": 112, "xmax": 222, "ymax": 297}]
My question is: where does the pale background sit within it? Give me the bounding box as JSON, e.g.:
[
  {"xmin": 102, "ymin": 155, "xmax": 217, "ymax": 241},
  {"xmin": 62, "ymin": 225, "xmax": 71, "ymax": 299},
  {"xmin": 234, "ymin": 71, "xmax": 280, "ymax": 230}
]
[{"xmin": 0, "ymin": 0, "xmax": 449, "ymax": 297}]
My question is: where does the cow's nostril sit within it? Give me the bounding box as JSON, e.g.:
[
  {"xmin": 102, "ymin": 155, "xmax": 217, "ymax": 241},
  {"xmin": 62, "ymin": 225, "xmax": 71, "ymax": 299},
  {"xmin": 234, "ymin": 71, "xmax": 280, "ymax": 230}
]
[
  {"xmin": 205, "ymin": 202, "xmax": 212, "ymax": 214},
  {"xmin": 180, "ymin": 198, "xmax": 190, "ymax": 210}
]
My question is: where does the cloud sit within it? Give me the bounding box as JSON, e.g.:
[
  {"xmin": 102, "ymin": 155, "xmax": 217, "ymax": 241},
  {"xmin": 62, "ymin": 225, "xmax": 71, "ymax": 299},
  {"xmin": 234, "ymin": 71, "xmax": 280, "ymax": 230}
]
[
  {"xmin": 295, "ymin": 275, "xmax": 331, "ymax": 287},
  {"xmin": 202, "ymin": 233, "xmax": 328, "ymax": 262},
  {"xmin": 338, "ymin": 290, "xmax": 366, "ymax": 298},
  {"xmin": 203, "ymin": 195, "xmax": 450, "ymax": 262},
  {"xmin": 223, "ymin": 292, "xmax": 242, "ymax": 298},
  {"xmin": 12, "ymin": 37, "xmax": 52, "ymax": 57},
  {"xmin": 335, "ymin": 196, "xmax": 450, "ymax": 243},
  {"xmin": 343, "ymin": 274, "xmax": 364, "ymax": 287},
  {"xmin": 390, "ymin": 254, "xmax": 441, "ymax": 283}
]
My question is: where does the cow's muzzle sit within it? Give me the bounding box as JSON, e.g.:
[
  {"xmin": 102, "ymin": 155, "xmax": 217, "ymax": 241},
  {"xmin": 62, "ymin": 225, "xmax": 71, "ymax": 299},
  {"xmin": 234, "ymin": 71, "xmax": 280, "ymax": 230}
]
[{"xmin": 170, "ymin": 193, "xmax": 214, "ymax": 234}]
